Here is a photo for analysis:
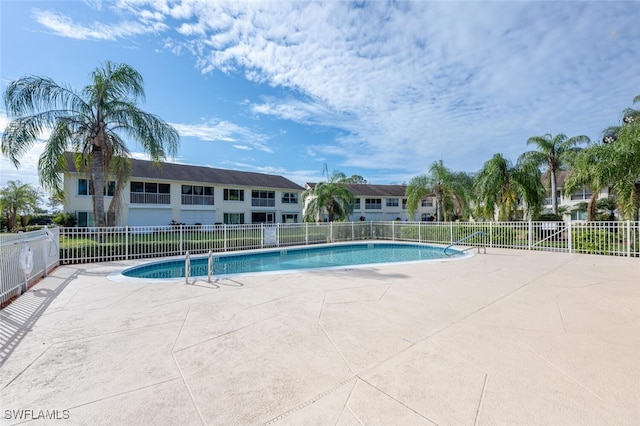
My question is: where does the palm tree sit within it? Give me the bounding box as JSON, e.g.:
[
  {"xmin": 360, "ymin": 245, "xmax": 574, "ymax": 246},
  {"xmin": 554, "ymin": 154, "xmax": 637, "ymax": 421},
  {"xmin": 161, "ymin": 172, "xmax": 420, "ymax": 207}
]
[
  {"xmin": 474, "ymin": 153, "xmax": 544, "ymax": 221},
  {"xmin": 302, "ymin": 166, "xmax": 355, "ymax": 222},
  {"xmin": 571, "ymin": 95, "xmax": 640, "ymax": 221},
  {"xmin": 2, "ymin": 61, "xmax": 179, "ymax": 227},
  {"xmin": 519, "ymin": 133, "xmax": 589, "ymax": 215},
  {"xmin": 405, "ymin": 160, "xmax": 469, "ymax": 221},
  {"xmin": 0, "ymin": 181, "xmax": 41, "ymax": 231},
  {"xmin": 563, "ymin": 144, "xmax": 616, "ymax": 221}
]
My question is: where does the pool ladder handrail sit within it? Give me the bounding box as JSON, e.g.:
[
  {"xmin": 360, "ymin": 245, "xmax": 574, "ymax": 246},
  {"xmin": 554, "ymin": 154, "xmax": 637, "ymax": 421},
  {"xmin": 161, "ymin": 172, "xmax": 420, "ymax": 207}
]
[{"xmin": 444, "ymin": 231, "xmax": 487, "ymax": 256}]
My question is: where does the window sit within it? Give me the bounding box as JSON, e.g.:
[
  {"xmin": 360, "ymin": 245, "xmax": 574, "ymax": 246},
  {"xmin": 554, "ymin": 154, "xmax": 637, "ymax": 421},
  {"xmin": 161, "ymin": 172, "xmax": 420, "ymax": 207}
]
[
  {"xmin": 571, "ymin": 188, "xmax": 593, "ymax": 201},
  {"xmin": 421, "ymin": 198, "xmax": 433, "ymax": 207},
  {"xmin": 181, "ymin": 185, "xmax": 214, "ymax": 205},
  {"xmin": 223, "ymin": 213, "xmax": 244, "ymax": 224},
  {"xmin": 354, "ymin": 199, "xmax": 361, "ymax": 210},
  {"xmin": 251, "ymin": 190, "xmax": 275, "ymax": 207},
  {"xmin": 365, "ymin": 198, "xmax": 382, "ymax": 210},
  {"xmin": 386, "ymin": 198, "xmax": 399, "ymax": 207},
  {"xmin": 282, "ymin": 192, "xmax": 298, "ymax": 204},
  {"xmin": 224, "ymin": 188, "xmax": 244, "ymax": 201},
  {"xmin": 571, "ymin": 210, "xmax": 588, "ymax": 221},
  {"xmin": 252, "ymin": 212, "xmax": 275, "ymax": 223},
  {"xmin": 402, "ymin": 198, "xmax": 408, "ymax": 209},
  {"xmin": 77, "ymin": 211, "xmax": 94, "ymax": 227},
  {"xmin": 130, "ymin": 181, "xmax": 170, "ymax": 204},
  {"xmin": 78, "ymin": 178, "xmax": 115, "ymax": 196},
  {"xmin": 282, "ymin": 213, "xmax": 298, "ymax": 223},
  {"xmin": 545, "ymin": 191, "xmax": 561, "ymax": 205}
]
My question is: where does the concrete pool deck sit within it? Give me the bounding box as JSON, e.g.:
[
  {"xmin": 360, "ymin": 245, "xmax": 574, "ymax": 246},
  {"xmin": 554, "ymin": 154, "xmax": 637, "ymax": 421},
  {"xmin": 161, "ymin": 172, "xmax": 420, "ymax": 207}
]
[{"xmin": 0, "ymin": 248, "xmax": 638, "ymax": 425}]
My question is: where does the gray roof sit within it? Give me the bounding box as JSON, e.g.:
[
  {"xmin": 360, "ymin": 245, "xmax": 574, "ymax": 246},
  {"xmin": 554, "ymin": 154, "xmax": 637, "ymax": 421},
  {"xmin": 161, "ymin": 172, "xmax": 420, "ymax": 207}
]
[
  {"xmin": 306, "ymin": 183, "xmax": 409, "ymax": 197},
  {"xmin": 64, "ymin": 152, "xmax": 303, "ymax": 190}
]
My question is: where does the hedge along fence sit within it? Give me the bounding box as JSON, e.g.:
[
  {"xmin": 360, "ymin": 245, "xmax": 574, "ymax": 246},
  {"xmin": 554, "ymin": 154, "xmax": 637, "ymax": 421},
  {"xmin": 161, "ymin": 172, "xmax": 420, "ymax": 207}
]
[{"xmin": 57, "ymin": 220, "xmax": 640, "ymax": 265}]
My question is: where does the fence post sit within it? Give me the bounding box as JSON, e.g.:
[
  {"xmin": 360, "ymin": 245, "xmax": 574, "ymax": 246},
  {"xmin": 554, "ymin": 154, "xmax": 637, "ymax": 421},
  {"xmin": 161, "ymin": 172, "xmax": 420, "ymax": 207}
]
[
  {"xmin": 418, "ymin": 222, "xmax": 421, "ymax": 243},
  {"xmin": 330, "ymin": 221, "xmax": 333, "ymax": 242},
  {"xmin": 305, "ymin": 222, "xmax": 308, "ymax": 245},
  {"xmin": 567, "ymin": 221, "xmax": 572, "ymax": 254},
  {"xmin": 450, "ymin": 222, "xmax": 453, "ymax": 244},
  {"xmin": 627, "ymin": 220, "xmax": 631, "ymax": 257},
  {"xmin": 351, "ymin": 221, "xmax": 354, "ymax": 241},
  {"xmin": 125, "ymin": 226, "xmax": 129, "ymax": 260},
  {"xmin": 528, "ymin": 221, "xmax": 532, "ymax": 250},
  {"xmin": 489, "ymin": 222, "xmax": 493, "ymax": 248},
  {"xmin": 224, "ymin": 225, "xmax": 227, "ymax": 251},
  {"xmin": 261, "ymin": 223, "xmax": 264, "ymax": 249}
]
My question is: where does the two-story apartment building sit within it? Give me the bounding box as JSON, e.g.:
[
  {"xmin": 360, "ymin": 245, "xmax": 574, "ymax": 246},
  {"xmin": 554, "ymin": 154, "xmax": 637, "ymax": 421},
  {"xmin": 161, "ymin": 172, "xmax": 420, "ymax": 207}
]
[
  {"xmin": 62, "ymin": 153, "xmax": 304, "ymax": 226},
  {"xmin": 542, "ymin": 171, "xmax": 611, "ymax": 220},
  {"xmin": 304, "ymin": 183, "xmax": 437, "ymax": 221}
]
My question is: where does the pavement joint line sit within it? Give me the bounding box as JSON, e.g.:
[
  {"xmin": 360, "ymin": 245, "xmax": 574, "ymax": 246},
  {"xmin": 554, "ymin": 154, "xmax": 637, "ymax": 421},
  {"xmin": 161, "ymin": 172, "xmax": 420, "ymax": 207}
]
[
  {"xmin": 317, "ymin": 291, "xmax": 356, "ymax": 375},
  {"xmin": 1, "ymin": 344, "xmax": 51, "ymax": 391},
  {"xmin": 473, "ymin": 373, "xmax": 489, "ymax": 426},
  {"xmin": 169, "ymin": 305, "xmax": 207, "ymax": 425},
  {"xmin": 37, "ymin": 319, "xmax": 188, "ymax": 346},
  {"xmin": 356, "ymin": 376, "xmax": 437, "ymax": 424},
  {"xmin": 102, "ymin": 282, "xmax": 154, "ymax": 309},
  {"xmin": 359, "ymin": 253, "xmax": 580, "ymax": 376},
  {"xmin": 556, "ymin": 300, "xmax": 568, "ymax": 333},
  {"xmin": 318, "ymin": 321, "xmax": 356, "ymax": 375},
  {"xmin": 262, "ymin": 376, "xmax": 358, "ymax": 425},
  {"xmin": 346, "ymin": 404, "xmax": 365, "ymax": 425},
  {"xmin": 338, "ymin": 378, "xmax": 359, "ymax": 424},
  {"xmin": 500, "ymin": 327, "xmax": 604, "ymax": 402},
  {"xmin": 172, "ymin": 313, "xmax": 281, "ymax": 353},
  {"xmin": 61, "ymin": 377, "xmax": 183, "ymax": 412},
  {"xmin": 171, "ymin": 306, "xmax": 191, "ymax": 353}
]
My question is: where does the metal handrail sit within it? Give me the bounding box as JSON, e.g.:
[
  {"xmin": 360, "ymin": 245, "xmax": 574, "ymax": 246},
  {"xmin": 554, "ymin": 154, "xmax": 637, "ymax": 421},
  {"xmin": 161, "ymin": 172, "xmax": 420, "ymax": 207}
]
[{"xmin": 444, "ymin": 231, "xmax": 487, "ymax": 256}]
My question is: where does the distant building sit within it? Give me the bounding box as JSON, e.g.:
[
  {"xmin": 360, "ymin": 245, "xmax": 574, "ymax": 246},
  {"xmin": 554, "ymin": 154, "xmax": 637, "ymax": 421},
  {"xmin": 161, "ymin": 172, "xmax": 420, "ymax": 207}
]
[
  {"xmin": 304, "ymin": 183, "xmax": 437, "ymax": 221},
  {"xmin": 542, "ymin": 170, "xmax": 611, "ymax": 220},
  {"xmin": 62, "ymin": 153, "xmax": 304, "ymax": 227}
]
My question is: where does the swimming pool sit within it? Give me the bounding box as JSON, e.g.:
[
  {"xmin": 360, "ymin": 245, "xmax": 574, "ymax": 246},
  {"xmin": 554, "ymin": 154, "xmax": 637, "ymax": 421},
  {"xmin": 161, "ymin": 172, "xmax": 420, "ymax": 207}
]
[{"xmin": 114, "ymin": 242, "xmax": 469, "ymax": 281}]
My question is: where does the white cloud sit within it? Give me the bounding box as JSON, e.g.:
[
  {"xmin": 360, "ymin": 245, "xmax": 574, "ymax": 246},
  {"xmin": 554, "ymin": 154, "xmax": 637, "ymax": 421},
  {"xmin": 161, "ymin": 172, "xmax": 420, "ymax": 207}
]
[
  {"xmin": 170, "ymin": 118, "xmax": 273, "ymax": 153},
  {"xmin": 156, "ymin": 1, "xmax": 639, "ymax": 173},
  {"xmin": 28, "ymin": 1, "xmax": 640, "ymax": 175},
  {"xmin": 32, "ymin": 8, "xmax": 167, "ymax": 41}
]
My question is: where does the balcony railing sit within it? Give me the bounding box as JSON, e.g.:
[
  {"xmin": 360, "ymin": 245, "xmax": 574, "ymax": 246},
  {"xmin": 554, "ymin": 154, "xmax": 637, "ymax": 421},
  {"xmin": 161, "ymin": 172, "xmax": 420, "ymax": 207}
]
[
  {"xmin": 130, "ymin": 193, "xmax": 171, "ymax": 204},
  {"xmin": 182, "ymin": 195, "xmax": 215, "ymax": 205},
  {"xmin": 251, "ymin": 199, "xmax": 275, "ymax": 207}
]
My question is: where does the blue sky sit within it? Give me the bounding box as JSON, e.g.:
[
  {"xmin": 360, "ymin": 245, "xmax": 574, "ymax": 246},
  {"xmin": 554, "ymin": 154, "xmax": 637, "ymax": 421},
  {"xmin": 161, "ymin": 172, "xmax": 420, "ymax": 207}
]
[{"xmin": 1, "ymin": 0, "xmax": 639, "ymax": 193}]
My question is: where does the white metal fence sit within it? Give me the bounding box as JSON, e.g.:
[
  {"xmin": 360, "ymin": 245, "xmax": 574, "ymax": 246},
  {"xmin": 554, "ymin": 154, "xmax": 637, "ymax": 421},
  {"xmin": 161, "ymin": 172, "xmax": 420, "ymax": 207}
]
[
  {"xmin": 1, "ymin": 227, "xmax": 60, "ymax": 305},
  {"xmin": 54, "ymin": 220, "xmax": 639, "ymax": 265},
  {"xmin": 1, "ymin": 221, "xmax": 636, "ymax": 301}
]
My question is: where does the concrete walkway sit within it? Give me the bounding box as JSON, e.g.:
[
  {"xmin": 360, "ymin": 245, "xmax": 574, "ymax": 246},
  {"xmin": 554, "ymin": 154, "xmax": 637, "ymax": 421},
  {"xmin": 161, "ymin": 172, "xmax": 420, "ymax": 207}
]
[{"xmin": 1, "ymin": 248, "xmax": 638, "ymax": 425}]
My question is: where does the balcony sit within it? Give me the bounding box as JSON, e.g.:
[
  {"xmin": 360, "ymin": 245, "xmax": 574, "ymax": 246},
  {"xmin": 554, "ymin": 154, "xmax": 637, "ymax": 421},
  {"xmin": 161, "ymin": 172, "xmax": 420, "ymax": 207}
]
[
  {"xmin": 182, "ymin": 195, "xmax": 215, "ymax": 206},
  {"xmin": 130, "ymin": 193, "xmax": 171, "ymax": 204}
]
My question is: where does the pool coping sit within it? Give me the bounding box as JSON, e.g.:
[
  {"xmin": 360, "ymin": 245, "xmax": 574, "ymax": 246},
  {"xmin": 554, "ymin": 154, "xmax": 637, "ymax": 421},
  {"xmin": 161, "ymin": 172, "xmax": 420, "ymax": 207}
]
[{"xmin": 107, "ymin": 240, "xmax": 476, "ymax": 283}]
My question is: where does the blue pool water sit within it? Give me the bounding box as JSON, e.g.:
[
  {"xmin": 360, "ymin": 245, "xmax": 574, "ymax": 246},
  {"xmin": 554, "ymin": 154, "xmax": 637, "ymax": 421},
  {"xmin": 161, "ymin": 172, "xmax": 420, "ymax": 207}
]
[{"xmin": 120, "ymin": 242, "xmax": 465, "ymax": 279}]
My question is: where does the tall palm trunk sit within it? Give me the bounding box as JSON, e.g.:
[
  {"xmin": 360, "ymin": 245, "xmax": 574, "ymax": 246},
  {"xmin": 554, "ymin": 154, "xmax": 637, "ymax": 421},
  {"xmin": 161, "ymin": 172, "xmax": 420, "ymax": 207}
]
[
  {"xmin": 91, "ymin": 147, "xmax": 106, "ymax": 227},
  {"xmin": 550, "ymin": 169, "xmax": 558, "ymax": 215},
  {"xmin": 436, "ymin": 192, "xmax": 443, "ymax": 221}
]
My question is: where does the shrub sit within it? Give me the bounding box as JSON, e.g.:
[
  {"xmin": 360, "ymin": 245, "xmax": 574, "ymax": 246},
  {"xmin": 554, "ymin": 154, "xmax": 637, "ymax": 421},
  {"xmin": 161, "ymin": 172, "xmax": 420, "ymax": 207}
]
[
  {"xmin": 572, "ymin": 229, "xmax": 618, "ymax": 255},
  {"xmin": 54, "ymin": 213, "xmax": 77, "ymax": 227}
]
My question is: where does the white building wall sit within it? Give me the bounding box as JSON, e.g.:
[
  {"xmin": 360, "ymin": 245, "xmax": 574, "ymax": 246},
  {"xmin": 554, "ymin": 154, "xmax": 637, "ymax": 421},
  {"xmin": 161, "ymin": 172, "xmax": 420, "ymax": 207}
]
[{"xmin": 63, "ymin": 172, "xmax": 303, "ymax": 226}]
